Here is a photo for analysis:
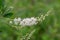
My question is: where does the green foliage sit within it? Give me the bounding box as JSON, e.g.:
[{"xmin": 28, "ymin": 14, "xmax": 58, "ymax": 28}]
[
  {"xmin": 0, "ymin": 0, "xmax": 13, "ymax": 18},
  {"xmin": 0, "ymin": 0, "xmax": 60, "ymax": 40}
]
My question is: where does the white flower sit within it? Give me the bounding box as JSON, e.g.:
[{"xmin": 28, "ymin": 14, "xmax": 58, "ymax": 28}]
[
  {"xmin": 20, "ymin": 21, "xmax": 26, "ymax": 26},
  {"xmin": 20, "ymin": 17, "xmax": 37, "ymax": 26},
  {"xmin": 9, "ymin": 21, "xmax": 12, "ymax": 24},
  {"xmin": 13, "ymin": 18, "xmax": 18, "ymax": 25},
  {"xmin": 17, "ymin": 18, "xmax": 21, "ymax": 22},
  {"xmin": 41, "ymin": 15, "xmax": 43, "ymax": 17},
  {"xmin": 14, "ymin": 18, "xmax": 18, "ymax": 22},
  {"xmin": 20, "ymin": 18, "xmax": 30, "ymax": 26},
  {"xmin": 31, "ymin": 17, "xmax": 37, "ymax": 21},
  {"xmin": 43, "ymin": 16, "xmax": 45, "ymax": 20}
]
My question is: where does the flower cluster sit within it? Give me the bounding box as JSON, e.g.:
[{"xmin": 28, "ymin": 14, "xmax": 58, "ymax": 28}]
[
  {"xmin": 9, "ymin": 13, "xmax": 49, "ymax": 26},
  {"xmin": 20, "ymin": 17, "xmax": 37, "ymax": 26},
  {"xmin": 9, "ymin": 17, "xmax": 37, "ymax": 26},
  {"xmin": 9, "ymin": 9, "xmax": 52, "ymax": 27},
  {"xmin": 37, "ymin": 9, "xmax": 51, "ymax": 22}
]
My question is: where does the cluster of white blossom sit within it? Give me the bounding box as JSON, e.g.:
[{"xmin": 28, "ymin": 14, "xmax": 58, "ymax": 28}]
[
  {"xmin": 9, "ymin": 9, "xmax": 52, "ymax": 27},
  {"xmin": 20, "ymin": 17, "xmax": 37, "ymax": 26},
  {"xmin": 9, "ymin": 17, "xmax": 38, "ymax": 26}
]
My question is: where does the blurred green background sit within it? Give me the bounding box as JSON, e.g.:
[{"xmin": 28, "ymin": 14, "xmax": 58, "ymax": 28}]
[{"xmin": 0, "ymin": 0, "xmax": 60, "ymax": 40}]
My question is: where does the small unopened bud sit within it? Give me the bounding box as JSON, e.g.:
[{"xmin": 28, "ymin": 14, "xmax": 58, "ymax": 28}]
[{"xmin": 10, "ymin": 6, "xmax": 14, "ymax": 9}]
